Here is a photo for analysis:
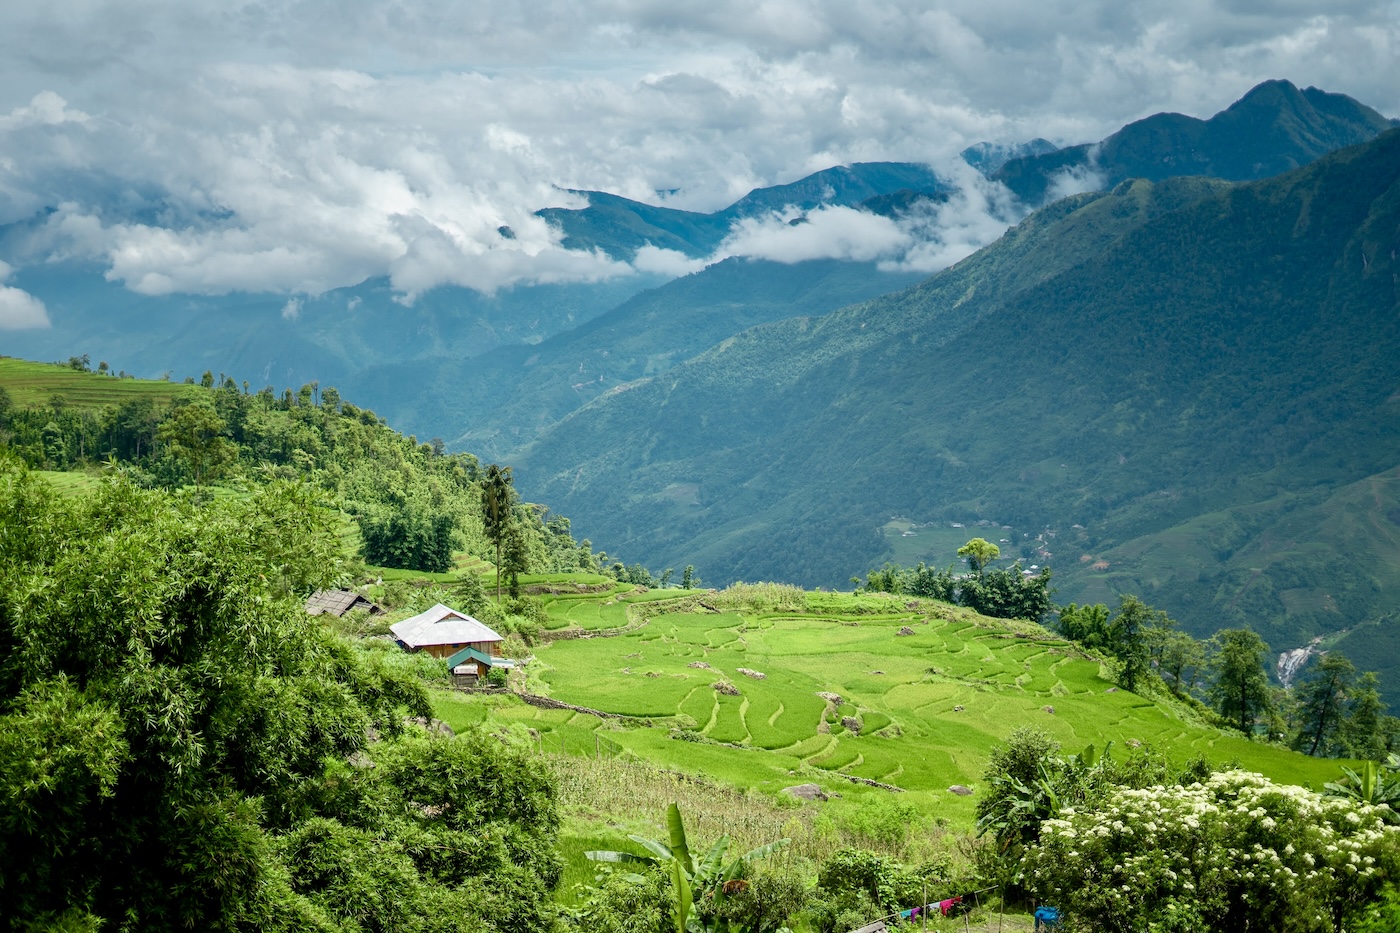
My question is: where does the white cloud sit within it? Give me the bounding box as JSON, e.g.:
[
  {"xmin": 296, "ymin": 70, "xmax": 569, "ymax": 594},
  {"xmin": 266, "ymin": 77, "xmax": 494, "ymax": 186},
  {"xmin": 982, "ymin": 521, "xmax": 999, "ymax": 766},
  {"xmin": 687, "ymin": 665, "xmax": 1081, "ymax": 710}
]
[
  {"xmin": 0, "ymin": 91, "xmax": 89, "ymax": 131},
  {"xmin": 0, "ymin": 2, "xmax": 1393, "ymax": 300},
  {"xmin": 0, "ymin": 259, "xmax": 51, "ymax": 329},
  {"xmin": 632, "ymin": 245, "xmax": 707, "ymax": 277},
  {"xmin": 716, "ymin": 205, "xmax": 912, "ymax": 264},
  {"xmin": 280, "ymin": 297, "xmax": 301, "ymax": 321}
]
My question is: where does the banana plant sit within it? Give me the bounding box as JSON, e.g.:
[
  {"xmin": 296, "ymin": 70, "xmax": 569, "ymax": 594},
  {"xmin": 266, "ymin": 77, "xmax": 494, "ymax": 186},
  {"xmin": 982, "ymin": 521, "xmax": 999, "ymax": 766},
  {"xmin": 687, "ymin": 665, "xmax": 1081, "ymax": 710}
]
[
  {"xmin": 1325, "ymin": 755, "xmax": 1400, "ymax": 822},
  {"xmin": 586, "ymin": 802, "xmax": 789, "ymax": 933}
]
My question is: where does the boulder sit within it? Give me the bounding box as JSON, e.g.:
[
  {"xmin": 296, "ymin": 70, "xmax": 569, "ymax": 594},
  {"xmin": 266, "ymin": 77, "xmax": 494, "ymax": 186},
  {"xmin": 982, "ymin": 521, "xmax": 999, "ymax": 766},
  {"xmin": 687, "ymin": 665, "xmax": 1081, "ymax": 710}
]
[
  {"xmin": 781, "ymin": 783, "xmax": 828, "ymax": 801},
  {"xmin": 712, "ymin": 680, "xmax": 740, "ymax": 696},
  {"xmin": 841, "ymin": 716, "xmax": 862, "ymax": 735},
  {"xmin": 948, "ymin": 784, "xmax": 974, "ymax": 796},
  {"xmin": 897, "ymin": 626, "xmax": 916, "ymax": 636}
]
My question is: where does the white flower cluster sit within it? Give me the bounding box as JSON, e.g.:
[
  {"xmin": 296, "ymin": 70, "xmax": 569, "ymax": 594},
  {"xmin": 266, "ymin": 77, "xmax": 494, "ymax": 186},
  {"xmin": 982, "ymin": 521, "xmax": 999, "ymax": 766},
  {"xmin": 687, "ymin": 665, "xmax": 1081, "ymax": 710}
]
[{"xmin": 1025, "ymin": 771, "xmax": 1400, "ymax": 932}]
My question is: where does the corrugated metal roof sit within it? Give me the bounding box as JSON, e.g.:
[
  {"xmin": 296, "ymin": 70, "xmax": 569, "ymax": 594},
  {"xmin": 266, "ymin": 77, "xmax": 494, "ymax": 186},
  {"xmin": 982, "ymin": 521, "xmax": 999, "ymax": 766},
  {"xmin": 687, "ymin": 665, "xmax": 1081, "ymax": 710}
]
[
  {"xmin": 391, "ymin": 603, "xmax": 503, "ymax": 648},
  {"xmin": 306, "ymin": 589, "xmax": 383, "ymax": 616}
]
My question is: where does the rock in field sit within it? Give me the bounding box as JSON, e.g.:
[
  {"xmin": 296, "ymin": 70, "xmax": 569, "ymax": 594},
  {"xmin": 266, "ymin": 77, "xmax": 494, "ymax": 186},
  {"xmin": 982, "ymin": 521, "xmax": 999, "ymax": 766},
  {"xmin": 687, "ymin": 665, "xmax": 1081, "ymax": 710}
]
[
  {"xmin": 841, "ymin": 716, "xmax": 862, "ymax": 735},
  {"xmin": 948, "ymin": 784, "xmax": 974, "ymax": 796},
  {"xmin": 897, "ymin": 625, "xmax": 916, "ymax": 636},
  {"xmin": 781, "ymin": 783, "xmax": 828, "ymax": 801},
  {"xmin": 737, "ymin": 667, "xmax": 767, "ymax": 679},
  {"xmin": 712, "ymin": 680, "xmax": 740, "ymax": 696}
]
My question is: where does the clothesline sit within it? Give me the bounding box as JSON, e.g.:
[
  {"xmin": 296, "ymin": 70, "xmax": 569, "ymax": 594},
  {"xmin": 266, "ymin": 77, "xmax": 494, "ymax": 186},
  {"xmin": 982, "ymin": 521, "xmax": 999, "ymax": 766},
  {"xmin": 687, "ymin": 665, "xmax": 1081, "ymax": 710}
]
[{"xmin": 848, "ymin": 885, "xmax": 1000, "ymax": 932}]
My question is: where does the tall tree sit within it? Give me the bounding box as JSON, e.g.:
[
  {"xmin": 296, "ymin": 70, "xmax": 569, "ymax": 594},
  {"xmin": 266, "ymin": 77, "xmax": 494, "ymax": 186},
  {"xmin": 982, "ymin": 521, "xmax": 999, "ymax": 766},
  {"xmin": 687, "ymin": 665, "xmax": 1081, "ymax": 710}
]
[
  {"xmin": 156, "ymin": 401, "xmax": 236, "ymax": 486},
  {"xmin": 1340, "ymin": 671, "xmax": 1390, "ymax": 761},
  {"xmin": 481, "ymin": 463, "xmax": 515, "ymax": 600},
  {"xmin": 1158, "ymin": 629, "xmax": 1206, "ymax": 697},
  {"xmin": 1293, "ymin": 652, "xmax": 1357, "ymax": 756},
  {"xmin": 957, "ymin": 537, "xmax": 1000, "ymax": 574},
  {"xmin": 1109, "ymin": 595, "xmax": 1156, "ymax": 693},
  {"xmin": 1209, "ymin": 628, "xmax": 1273, "ymax": 735},
  {"xmin": 503, "ymin": 520, "xmax": 530, "ymax": 599}
]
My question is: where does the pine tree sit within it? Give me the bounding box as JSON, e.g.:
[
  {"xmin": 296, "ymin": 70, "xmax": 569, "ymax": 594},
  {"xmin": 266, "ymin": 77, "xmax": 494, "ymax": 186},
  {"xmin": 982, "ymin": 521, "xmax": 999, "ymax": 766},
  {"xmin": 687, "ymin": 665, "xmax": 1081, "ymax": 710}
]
[
  {"xmin": 480, "ymin": 464, "xmax": 514, "ymax": 600},
  {"xmin": 1293, "ymin": 652, "xmax": 1356, "ymax": 756},
  {"xmin": 1209, "ymin": 629, "xmax": 1273, "ymax": 736}
]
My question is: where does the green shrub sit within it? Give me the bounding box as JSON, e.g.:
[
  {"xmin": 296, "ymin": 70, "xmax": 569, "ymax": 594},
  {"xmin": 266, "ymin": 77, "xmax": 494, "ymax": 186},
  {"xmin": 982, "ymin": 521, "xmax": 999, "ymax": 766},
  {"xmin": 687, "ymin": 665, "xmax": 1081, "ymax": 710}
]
[{"xmin": 1025, "ymin": 770, "xmax": 1400, "ymax": 933}]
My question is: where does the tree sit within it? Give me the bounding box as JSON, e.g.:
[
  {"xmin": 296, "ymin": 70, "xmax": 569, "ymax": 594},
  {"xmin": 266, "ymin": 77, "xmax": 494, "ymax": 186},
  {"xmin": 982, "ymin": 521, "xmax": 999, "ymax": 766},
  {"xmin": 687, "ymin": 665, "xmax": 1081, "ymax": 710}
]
[
  {"xmin": 1109, "ymin": 595, "xmax": 1161, "ymax": 693},
  {"xmin": 503, "ymin": 520, "xmax": 530, "ymax": 598},
  {"xmin": 1055, "ymin": 603, "xmax": 1111, "ymax": 649},
  {"xmin": 682, "ymin": 565, "xmax": 695, "ymax": 589},
  {"xmin": 1157, "ymin": 629, "xmax": 1206, "ymax": 696},
  {"xmin": 1342, "ymin": 672, "xmax": 1393, "ymax": 761},
  {"xmin": 1293, "ymin": 652, "xmax": 1356, "ymax": 757},
  {"xmin": 0, "ymin": 459, "xmax": 562, "ymax": 932},
  {"xmin": 156, "ymin": 401, "xmax": 236, "ymax": 485},
  {"xmin": 1209, "ymin": 628, "xmax": 1273, "ymax": 735},
  {"xmin": 957, "ymin": 537, "xmax": 1000, "ymax": 574},
  {"xmin": 481, "ymin": 464, "xmax": 515, "ymax": 600}
]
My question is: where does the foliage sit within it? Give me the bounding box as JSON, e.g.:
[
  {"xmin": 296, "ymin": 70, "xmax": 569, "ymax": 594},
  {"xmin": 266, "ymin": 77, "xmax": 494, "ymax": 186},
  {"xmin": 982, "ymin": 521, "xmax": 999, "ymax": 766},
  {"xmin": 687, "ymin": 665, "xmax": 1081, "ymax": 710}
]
[
  {"xmin": 1210, "ymin": 629, "xmax": 1274, "ymax": 735},
  {"xmin": 515, "ymin": 130, "xmax": 1400, "ymax": 695},
  {"xmin": 1293, "ymin": 653, "xmax": 1357, "ymax": 757},
  {"xmin": 957, "ymin": 538, "xmax": 1000, "ymax": 573},
  {"xmin": 585, "ymin": 803, "xmax": 789, "ymax": 933},
  {"xmin": 1025, "ymin": 770, "xmax": 1400, "ymax": 933},
  {"xmin": 860, "ymin": 551, "xmax": 1053, "ymax": 623},
  {"xmin": 0, "ymin": 458, "xmax": 561, "ymax": 932}
]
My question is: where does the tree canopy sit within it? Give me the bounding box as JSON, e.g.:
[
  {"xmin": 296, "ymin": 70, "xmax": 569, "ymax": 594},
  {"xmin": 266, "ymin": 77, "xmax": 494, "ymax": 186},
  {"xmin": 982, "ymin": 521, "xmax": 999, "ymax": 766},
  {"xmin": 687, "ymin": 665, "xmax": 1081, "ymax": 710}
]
[{"xmin": 0, "ymin": 457, "xmax": 561, "ymax": 932}]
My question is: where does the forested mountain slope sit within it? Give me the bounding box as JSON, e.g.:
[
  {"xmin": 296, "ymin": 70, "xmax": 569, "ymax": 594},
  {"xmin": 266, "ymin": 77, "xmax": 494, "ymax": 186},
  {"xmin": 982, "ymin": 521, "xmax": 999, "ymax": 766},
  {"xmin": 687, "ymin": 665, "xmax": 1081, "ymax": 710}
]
[
  {"xmin": 343, "ymin": 258, "xmax": 927, "ymax": 458},
  {"xmin": 994, "ymin": 79, "xmax": 1395, "ymax": 205},
  {"xmin": 515, "ymin": 130, "xmax": 1400, "ymax": 693}
]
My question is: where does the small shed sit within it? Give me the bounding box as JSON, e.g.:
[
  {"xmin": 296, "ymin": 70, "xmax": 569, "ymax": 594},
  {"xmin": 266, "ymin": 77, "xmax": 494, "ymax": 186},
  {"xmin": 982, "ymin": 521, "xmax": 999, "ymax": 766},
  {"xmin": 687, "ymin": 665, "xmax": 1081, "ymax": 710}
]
[
  {"xmin": 306, "ymin": 589, "xmax": 384, "ymax": 617},
  {"xmin": 390, "ymin": 603, "xmax": 509, "ymax": 685}
]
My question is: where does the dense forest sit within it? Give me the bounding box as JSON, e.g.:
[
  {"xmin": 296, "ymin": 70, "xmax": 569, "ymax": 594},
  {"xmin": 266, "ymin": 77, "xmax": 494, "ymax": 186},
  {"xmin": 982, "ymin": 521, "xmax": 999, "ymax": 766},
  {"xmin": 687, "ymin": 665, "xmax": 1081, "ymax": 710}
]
[{"xmin": 0, "ymin": 364, "xmax": 630, "ymax": 581}]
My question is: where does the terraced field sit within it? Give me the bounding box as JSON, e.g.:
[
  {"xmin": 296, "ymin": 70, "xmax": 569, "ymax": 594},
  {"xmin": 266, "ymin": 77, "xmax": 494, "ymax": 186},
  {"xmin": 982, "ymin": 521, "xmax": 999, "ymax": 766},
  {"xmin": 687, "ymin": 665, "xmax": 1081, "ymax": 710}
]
[
  {"xmin": 0, "ymin": 357, "xmax": 198, "ymax": 407},
  {"xmin": 439, "ymin": 590, "xmax": 1347, "ymax": 827}
]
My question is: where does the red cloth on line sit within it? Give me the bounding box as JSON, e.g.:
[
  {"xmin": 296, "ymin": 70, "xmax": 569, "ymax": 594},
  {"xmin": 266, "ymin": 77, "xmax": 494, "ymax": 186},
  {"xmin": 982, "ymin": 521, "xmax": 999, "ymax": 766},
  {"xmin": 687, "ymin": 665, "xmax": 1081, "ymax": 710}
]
[{"xmin": 939, "ymin": 896, "xmax": 963, "ymax": 916}]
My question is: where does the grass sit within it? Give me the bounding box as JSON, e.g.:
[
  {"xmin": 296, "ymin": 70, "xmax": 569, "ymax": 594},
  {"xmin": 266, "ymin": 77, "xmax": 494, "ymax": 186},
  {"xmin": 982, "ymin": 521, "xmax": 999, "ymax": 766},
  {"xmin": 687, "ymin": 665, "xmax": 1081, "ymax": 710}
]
[
  {"xmin": 433, "ymin": 580, "xmax": 1350, "ymax": 843},
  {"xmin": 0, "ymin": 357, "xmax": 198, "ymax": 408}
]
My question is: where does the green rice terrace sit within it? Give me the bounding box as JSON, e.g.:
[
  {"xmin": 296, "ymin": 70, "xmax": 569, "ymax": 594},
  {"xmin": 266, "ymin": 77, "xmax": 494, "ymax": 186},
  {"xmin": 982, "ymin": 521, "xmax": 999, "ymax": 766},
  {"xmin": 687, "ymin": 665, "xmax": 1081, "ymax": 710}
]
[{"xmin": 429, "ymin": 579, "xmax": 1343, "ymax": 831}]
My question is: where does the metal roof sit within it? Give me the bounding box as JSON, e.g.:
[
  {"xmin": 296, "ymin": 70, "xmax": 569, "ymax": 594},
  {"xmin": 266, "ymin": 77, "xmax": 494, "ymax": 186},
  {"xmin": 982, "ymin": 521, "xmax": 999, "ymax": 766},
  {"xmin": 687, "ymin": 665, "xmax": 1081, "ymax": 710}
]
[
  {"xmin": 390, "ymin": 603, "xmax": 503, "ymax": 648},
  {"xmin": 306, "ymin": 589, "xmax": 383, "ymax": 617}
]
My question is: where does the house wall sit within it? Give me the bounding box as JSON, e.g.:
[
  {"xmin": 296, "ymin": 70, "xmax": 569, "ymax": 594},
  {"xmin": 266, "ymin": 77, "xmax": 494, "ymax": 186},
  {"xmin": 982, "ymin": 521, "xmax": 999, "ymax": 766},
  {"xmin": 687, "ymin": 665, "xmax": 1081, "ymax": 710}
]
[{"xmin": 421, "ymin": 640, "xmax": 502, "ymax": 659}]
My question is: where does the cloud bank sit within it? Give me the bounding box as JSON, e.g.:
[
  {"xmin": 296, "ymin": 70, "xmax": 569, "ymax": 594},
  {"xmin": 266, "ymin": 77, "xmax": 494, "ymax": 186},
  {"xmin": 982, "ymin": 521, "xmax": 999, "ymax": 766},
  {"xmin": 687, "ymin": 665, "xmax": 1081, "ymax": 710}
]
[
  {"xmin": 0, "ymin": 1, "xmax": 1394, "ymax": 299},
  {"xmin": 0, "ymin": 260, "xmax": 51, "ymax": 330}
]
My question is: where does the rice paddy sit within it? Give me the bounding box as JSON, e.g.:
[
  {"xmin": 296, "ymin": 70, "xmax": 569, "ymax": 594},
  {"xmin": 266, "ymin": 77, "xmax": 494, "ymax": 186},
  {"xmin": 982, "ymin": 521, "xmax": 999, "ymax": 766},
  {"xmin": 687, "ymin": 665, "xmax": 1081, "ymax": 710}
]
[{"xmin": 434, "ymin": 582, "xmax": 1349, "ymax": 836}]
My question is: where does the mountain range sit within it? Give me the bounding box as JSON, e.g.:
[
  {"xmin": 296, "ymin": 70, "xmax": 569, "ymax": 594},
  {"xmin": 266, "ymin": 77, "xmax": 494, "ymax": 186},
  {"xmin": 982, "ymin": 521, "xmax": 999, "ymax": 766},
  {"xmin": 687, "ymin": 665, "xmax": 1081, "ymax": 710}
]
[
  {"xmin": 512, "ymin": 127, "xmax": 1400, "ymax": 700},
  {"xmin": 6, "ymin": 78, "xmax": 1400, "ymax": 695}
]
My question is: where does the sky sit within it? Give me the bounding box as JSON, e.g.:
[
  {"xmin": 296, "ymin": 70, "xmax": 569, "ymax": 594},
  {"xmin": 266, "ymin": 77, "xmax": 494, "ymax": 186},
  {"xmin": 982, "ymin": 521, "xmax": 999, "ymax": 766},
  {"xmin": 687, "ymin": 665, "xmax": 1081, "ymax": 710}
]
[{"xmin": 0, "ymin": 0, "xmax": 1397, "ymax": 320}]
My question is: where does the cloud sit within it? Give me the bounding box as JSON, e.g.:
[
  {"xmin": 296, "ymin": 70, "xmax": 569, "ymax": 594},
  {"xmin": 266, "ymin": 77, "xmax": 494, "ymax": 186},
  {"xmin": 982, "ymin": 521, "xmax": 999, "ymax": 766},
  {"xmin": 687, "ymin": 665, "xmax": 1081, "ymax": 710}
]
[
  {"xmin": 1043, "ymin": 143, "xmax": 1106, "ymax": 204},
  {"xmin": 716, "ymin": 205, "xmax": 912, "ymax": 264},
  {"xmin": 0, "ymin": 91, "xmax": 89, "ymax": 131},
  {"xmin": 0, "ymin": 2, "xmax": 1393, "ymax": 300},
  {"xmin": 631, "ymin": 245, "xmax": 707, "ymax": 277},
  {"xmin": 0, "ymin": 259, "xmax": 51, "ymax": 329},
  {"xmin": 280, "ymin": 297, "xmax": 301, "ymax": 321}
]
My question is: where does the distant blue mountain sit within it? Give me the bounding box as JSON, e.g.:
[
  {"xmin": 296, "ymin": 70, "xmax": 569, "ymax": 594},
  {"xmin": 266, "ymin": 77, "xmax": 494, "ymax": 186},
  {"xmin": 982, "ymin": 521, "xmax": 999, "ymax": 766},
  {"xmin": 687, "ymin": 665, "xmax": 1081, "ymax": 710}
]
[
  {"xmin": 537, "ymin": 161, "xmax": 952, "ymax": 259},
  {"xmin": 995, "ymin": 80, "xmax": 1395, "ymax": 205}
]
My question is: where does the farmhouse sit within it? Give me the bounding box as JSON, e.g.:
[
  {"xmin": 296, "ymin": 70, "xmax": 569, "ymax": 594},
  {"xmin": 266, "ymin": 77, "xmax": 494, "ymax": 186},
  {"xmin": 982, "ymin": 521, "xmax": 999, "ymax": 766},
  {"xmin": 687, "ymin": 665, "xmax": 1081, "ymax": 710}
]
[
  {"xmin": 390, "ymin": 603, "xmax": 510, "ymax": 686},
  {"xmin": 305, "ymin": 589, "xmax": 384, "ymax": 617}
]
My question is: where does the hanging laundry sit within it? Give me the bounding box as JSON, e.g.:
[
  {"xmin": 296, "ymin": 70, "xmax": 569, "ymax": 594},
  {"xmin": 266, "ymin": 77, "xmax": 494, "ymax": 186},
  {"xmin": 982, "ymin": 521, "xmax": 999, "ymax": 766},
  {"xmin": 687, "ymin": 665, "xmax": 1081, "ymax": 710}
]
[{"xmin": 939, "ymin": 896, "xmax": 963, "ymax": 916}]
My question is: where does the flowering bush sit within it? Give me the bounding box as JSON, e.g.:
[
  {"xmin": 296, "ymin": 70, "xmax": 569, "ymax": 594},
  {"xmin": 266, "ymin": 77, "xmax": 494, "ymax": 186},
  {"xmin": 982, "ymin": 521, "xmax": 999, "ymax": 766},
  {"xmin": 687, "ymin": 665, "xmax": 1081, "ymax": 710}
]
[{"xmin": 1025, "ymin": 770, "xmax": 1400, "ymax": 933}]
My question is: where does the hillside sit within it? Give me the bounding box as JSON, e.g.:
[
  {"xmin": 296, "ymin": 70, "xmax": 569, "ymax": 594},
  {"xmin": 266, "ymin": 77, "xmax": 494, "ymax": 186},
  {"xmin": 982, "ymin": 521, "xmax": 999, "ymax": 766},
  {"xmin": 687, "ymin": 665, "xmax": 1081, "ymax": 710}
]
[
  {"xmin": 344, "ymin": 258, "xmax": 928, "ymax": 458},
  {"xmin": 514, "ymin": 129, "xmax": 1400, "ymax": 695},
  {"xmin": 994, "ymin": 79, "xmax": 1395, "ymax": 205}
]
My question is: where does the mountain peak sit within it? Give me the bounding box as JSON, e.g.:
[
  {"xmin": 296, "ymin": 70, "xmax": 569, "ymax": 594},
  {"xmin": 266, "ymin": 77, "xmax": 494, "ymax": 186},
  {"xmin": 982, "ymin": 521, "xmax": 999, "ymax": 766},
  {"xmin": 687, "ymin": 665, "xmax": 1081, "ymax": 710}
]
[{"xmin": 994, "ymin": 79, "xmax": 1394, "ymax": 205}]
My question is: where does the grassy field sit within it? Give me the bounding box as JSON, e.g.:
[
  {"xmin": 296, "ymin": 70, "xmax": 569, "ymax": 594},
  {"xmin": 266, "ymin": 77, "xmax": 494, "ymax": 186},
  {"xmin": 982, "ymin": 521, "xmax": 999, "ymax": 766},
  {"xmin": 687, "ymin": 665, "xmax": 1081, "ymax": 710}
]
[
  {"xmin": 434, "ymin": 585, "xmax": 1347, "ymax": 839},
  {"xmin": 0, "ymin": 357, "xmax": 198, "ymax": 408}
]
